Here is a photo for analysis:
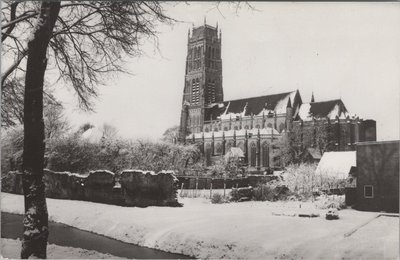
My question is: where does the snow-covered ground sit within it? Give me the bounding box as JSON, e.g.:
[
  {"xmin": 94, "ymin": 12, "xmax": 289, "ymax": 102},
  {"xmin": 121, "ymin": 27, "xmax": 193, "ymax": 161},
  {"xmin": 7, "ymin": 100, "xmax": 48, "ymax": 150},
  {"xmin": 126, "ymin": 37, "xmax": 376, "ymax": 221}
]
[
  {"xmin": 1, "ymin": 238, "xmax": 122, "ymax": 259},
  {"xmin": 1, "ymin": 192, "xmax": 398, "ymax": 259}
]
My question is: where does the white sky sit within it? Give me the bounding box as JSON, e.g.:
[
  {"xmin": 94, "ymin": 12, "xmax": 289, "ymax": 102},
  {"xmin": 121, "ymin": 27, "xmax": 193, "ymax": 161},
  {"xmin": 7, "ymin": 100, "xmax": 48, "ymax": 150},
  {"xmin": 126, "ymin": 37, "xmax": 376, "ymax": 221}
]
[{"xmin": 55, "ymin": 2, "xmax": 400, "ymax": 141}]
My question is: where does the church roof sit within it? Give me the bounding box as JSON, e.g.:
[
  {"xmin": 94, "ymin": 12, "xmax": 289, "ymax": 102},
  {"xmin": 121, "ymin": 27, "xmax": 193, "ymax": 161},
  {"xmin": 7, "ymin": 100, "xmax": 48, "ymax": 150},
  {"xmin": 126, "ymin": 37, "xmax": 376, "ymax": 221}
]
[
  {"xmin": 205, "ymin": 90, "xmax": 300, "ymax": 121},
  {"xmin": 297, "ymin": 99, "xmax": 348, "ymax": 121}
]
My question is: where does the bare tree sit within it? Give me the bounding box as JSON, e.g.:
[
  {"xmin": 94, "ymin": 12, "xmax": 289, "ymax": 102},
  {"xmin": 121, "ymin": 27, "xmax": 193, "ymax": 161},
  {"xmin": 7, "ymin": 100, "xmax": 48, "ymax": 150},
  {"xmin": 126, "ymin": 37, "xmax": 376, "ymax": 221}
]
[{"xmin": 2, "ymin": 1, "xmax": 173, "ymax": 258}]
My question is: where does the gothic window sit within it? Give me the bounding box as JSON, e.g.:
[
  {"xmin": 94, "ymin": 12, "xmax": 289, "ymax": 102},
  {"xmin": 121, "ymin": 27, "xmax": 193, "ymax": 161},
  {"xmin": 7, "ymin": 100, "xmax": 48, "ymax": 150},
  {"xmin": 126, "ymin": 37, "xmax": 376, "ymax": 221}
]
[
  {"xmin": 206, "ymin": 79, "xmax": 216, "ymax": 104},
  {"xmin": 223, "ymin": 127, "xmax": 228, "ymax": 131},
  {"xmin": 205, "ymin": 143, "xmax": 212, "ymax": 166},
  {"xmin": 215, "ymin": 143, "xmax": 222, "ymax": 155},
  {"xmin": 262, "ymin": 142, "xmax": 269, "ymax": 167},
  {"xmin": 267, "ymin": 123, "xmax": 273, "ymax": 128},
  {"xmin": 250, "ymin": 142, "xmax": 256, "ymax": 167},
  {"xmin": 214, "ymin": 128, "xmax": 219, "ymax": 132},
  {"xmin": 205, "ymin": 127, "xmax": 209, "ymax": 132},
  {"xmin": 191, "ymin": 78, "xmax": 200, "ymax": 105},
  {"xmin": 208, "ymin": 46, "xmax": 211, "ymax": 58},
  {"xmin": 234, "ymin": 126, "xmax": 238, "ymax": 130},
  {"xmin": 256, "ymin": 125, "xmax": 260, "ymax": 129}
]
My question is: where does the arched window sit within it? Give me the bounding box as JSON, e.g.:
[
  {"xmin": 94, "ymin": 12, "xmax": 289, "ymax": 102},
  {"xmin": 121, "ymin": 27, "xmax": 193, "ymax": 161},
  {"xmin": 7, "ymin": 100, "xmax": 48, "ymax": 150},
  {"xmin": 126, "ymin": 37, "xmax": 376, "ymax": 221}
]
[
  {"xmin": 267, "ymin": 123, "xmax": 273, "ymax": 128},
  {"xmin": 205, "ymin": 127, "xmax": 209, "ymax": 133},
  {"xmin": 215, "ymin": 142, "xmax": 222, "ymax": 155},
  {"xmin": 256, "ymin": 125, "xmax": 260, "ymax": 129},
  {"xmin": 234, "ymin": 126, "xmax": 238, "ymax": 130},
  {"xmin": 250, "ymin": 142, "xmax": 256, "ymax": 167},
  {"xmin": 214, "ymin": 128, "xmax": 219, "ymax": 132},
  {"xmin": 262, "ymin": 142, "xmax": 269, "ymax": 167},
  {"xmin": 205, "ymin": 143, "xmax": 212, "ymax": 166},
  {"xmin": 223, "ymin": 127, "xmax": 228, "ymax": 131}
]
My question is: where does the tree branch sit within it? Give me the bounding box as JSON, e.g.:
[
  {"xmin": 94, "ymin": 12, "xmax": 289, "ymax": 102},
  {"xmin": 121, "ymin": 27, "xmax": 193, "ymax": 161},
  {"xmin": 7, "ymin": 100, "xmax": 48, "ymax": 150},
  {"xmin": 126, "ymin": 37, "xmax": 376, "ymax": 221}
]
[{"xmin": 1, "ymin": 50, "xmax": 27, "ymax": 88}]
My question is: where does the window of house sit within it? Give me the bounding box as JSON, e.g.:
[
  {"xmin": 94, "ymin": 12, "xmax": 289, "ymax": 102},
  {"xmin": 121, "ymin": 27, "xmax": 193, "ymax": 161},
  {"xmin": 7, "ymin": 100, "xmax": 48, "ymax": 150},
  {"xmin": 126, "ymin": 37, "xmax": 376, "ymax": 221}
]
[{"xmin": 364, "ymin": 185, "xmax": 374, "ymax": 198}]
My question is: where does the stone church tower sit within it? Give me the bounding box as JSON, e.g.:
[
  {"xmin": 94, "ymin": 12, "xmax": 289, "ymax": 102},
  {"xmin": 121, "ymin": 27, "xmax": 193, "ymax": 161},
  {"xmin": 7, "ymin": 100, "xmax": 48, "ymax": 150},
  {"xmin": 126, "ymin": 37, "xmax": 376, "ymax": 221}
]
[{"xmin": 179, "ymin": 22, "xmax": 223, "ymax": 142}]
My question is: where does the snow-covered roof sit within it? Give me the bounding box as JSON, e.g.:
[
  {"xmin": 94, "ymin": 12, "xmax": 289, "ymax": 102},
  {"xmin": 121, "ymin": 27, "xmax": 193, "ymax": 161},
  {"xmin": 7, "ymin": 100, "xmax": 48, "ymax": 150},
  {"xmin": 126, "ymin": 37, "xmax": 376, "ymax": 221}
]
[
  {"xmin": 297, "ymin": 99, "xmax": 348, "ymax": 121},
  {"xmin": 306, "ymin": 148, "xmax": 322, "ymax": 160},
  {"xmin": 204, "ymin": 90, "xmax": 301, "ymax": 121},
  {"xmin": 316, "ymin": 151, "xmax": 356, "ymax": 179}
]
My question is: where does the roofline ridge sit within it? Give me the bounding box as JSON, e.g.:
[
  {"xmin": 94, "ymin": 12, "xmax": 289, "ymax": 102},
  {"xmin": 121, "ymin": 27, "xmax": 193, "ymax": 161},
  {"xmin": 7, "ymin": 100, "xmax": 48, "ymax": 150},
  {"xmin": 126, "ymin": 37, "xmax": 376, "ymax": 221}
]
[
  {"xmin": 304, "ymin": 98, "xmax": 342, "ymax": 105},
  {"xmin": 224, "ymin": 90, "xmax": 297, "ymax": 103}
]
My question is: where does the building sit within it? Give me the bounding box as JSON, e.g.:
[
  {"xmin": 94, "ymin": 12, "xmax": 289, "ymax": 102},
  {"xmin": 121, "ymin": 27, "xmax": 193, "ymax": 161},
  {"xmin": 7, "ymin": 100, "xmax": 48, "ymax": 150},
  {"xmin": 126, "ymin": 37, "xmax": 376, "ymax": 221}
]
[
  {"xmin": 354, "ymin": 140, "xmax": 399, "ymax": 213},
  {"xmin": 179, "ymin": 22, "xmax": 376, "ymax": 170}
]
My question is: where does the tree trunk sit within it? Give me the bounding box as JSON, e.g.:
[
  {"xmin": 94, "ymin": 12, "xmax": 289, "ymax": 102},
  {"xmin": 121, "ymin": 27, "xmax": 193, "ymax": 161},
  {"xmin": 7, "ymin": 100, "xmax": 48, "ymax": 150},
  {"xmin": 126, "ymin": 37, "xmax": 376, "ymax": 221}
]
[{"xmin": 22, "ymin": 2, "xmax": 60, "ymax": 259}]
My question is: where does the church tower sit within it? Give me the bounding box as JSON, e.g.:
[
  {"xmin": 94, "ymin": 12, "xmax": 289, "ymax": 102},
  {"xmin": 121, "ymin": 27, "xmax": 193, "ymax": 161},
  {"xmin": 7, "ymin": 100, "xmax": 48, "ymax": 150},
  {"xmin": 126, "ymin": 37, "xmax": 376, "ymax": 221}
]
[{"xmin": 179, "ymin": 21, "xmax": 223, "ymax": 142}]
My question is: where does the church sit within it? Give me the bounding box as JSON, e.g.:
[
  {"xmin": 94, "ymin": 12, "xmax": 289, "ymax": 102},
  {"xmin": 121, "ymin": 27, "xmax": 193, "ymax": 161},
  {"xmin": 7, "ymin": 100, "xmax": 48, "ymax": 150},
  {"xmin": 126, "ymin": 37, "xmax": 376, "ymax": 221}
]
[{"xmin": 178, "ymin": 22, "xmax": 376, "ymax": 171}]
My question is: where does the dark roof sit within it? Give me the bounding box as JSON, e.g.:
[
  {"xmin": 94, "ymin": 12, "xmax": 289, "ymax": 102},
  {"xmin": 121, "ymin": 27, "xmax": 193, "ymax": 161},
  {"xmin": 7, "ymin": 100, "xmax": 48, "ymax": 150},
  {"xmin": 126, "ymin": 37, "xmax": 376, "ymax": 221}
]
[
  {"xmin": 309, "ymin": 99, "xmax": 347, "ymax": 118},
  {"xmin": 204, "ymin": 91, "xmax": 297, "ymax": 121}
]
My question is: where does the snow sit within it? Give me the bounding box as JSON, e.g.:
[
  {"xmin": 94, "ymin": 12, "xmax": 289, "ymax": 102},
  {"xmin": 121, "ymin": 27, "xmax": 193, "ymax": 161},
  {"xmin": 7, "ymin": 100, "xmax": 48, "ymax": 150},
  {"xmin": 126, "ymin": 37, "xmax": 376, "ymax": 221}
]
[
  {"xmin": 213, "ymin": 131, "xmax": 223, "ymax": 138},
  {"xmin": 298, "ymin": 103, "xmax": 312, "ymax": 121},
  {"xmin": 45, "ymin": 169, "xmax": 88, "ymax": 178},
  {"xmin": 316, "ymin": 151, "xmax": 356, "ymax": 179},
  {"xmin": 121, "ymin": 169, "xmax": 156, "ymax": 175},
  {"xmin": 219, "ymin": 101, "xmax": 247, "ymax": 120},
  {"xmin": 90, "ymin": 169, "xmax": 115, "ymax": 176},
  {"xmin": 327, "ymin": 104, "xmax": 340, "ymax": 119},
  {"xmin": 224, "ymin": 147, "xmax": 244, "ymax": 159},
  {"xmin": 1, "ymin": 238, "xmax": 122, "ymax": 259},
  {"xmin": 81, "ymin": 127, "xmax": 104, "ymax": 143},
  {"xmin": 2, "ymin": 192, "xmax": 398, "ymax": 259},
  {"xmin": 259, "ymin": 127, "xmax": 280, "ymax": 135},
  {"xmin": 274, "ymin": 91, "xmax": 297, "ymax": 114}
]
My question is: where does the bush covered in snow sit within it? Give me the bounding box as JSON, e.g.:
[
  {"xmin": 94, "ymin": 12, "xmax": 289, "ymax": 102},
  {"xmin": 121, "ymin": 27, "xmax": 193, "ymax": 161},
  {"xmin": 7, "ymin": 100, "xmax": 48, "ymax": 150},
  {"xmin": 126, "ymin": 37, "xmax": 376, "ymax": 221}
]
[
  {"xmin": 282, "ymin": 163, "xmax": 345, "ymax": 200},
  {"xmin": 253, "ymin": 181, "xmax": 291, "ymax": 201},
  {"xmin": 230, "ymin": 187, "xmax": 253, "ymax": 202},
  {"xmin": 211, "ymin": 193, "xmax": 229, "ymax": 204},
  {"xmin": 315, "ymin": 195, "xmax": 346, "ymax": 210}
]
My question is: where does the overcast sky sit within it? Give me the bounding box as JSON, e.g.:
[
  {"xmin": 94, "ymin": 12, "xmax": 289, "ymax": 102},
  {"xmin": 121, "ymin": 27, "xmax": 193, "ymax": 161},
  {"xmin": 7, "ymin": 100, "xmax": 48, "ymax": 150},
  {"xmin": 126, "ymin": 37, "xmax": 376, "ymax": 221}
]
[{"xmin": 56, "ymin": 2, "xmax": 400, "ymax": 141}]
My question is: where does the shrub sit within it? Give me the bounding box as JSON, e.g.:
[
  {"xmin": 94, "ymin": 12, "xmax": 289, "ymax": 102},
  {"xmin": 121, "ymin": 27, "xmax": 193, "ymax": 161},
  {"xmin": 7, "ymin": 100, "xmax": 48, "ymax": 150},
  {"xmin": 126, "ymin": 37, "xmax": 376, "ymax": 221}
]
[
  {"xmin": 315, "ymin": 195, "xmax": 346, "ymax": 210},
  {"xmin": 253, "ymin": 181, "xmax": 292, "ymax": 201},
  {"xmin": 211, "ymin": 193, "xmax": 228, "ymax": 204},
  {"xmin": 230, "ymin": 187, "xmax": 253, "ymax": 202}
]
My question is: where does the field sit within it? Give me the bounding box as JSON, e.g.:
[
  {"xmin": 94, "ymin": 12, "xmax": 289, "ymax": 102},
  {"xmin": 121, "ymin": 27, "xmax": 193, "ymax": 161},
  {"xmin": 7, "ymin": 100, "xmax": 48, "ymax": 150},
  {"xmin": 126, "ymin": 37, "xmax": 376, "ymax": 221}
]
[{"xmin": 1, "ymin": 192, "xmax": 398, "ymax": 259}]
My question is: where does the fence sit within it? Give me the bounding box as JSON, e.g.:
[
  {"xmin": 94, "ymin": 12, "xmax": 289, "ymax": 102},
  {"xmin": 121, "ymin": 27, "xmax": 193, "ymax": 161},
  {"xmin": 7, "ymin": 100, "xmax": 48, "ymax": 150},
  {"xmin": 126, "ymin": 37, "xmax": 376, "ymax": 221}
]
[{"xmin": 176, "ymin": 175, "xmax": 279, "ymax": 199}]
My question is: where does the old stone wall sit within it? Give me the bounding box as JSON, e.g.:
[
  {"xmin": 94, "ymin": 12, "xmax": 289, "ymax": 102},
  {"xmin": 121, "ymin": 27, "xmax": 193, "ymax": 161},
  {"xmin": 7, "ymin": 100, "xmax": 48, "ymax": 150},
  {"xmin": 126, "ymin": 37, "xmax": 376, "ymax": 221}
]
[
  {"xmin": 120, "ymin": 170, "xmax": 180, "ymax": 207},
  {"xmin": 2, "ymin": 169, "xmax": 180, "ymax": 207}
]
